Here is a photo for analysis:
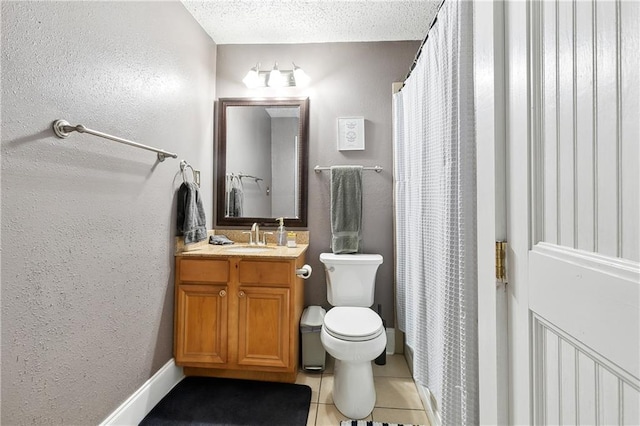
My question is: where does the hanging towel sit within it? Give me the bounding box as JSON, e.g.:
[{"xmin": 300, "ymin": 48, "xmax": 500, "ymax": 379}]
[
  {"xmin": 228, "ymin": 187, "xmax": 237, "ymax": 217},
  {"xmin": 226, "ymin": 176, "xmax": 244, "ymax": 217},
  {"xmin": 233, "ymin": 186, "xmax": 243, "ymax": 217},
  {"xmin": 330, "ymin": 165, "xmax": 363, "ymax": 253},
  {"xmin": 177, "ymin": 182, "xmax": 207, "ymax": 244}
]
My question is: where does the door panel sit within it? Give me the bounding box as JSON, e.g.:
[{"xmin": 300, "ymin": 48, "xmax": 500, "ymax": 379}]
[
  {"xmin": 534, "ymin": 315, "xmax": 639, "ymax": 426},
  {"xmin": 530, "ymin": 244, "xmax": 639, "ymax": 379},
  {"xmin": 507, "ymin": 0, "xmax": 639, "ymax": 424},
  {"xmin": 535, "ymin": 0, "xmax": 639, "ymax": 261},
  {"xmin": 176, "ymin": 284, "xmax": 228, "ymax": 365},
  {"xmin": 237, "ymin": 286, "xmax": 290, "ymax": 368}
]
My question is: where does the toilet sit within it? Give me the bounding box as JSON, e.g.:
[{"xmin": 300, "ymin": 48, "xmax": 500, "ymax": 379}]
[{"xmin": 319, "ymin": 253, "xmax": 386, "ymax": 419}]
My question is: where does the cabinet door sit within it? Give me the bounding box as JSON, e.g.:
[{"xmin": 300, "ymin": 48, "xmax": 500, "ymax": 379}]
[
  {"xmin": 175, "ymin": 284, "xmax": 228, "ymax": 365},
  {"xmin": 237, "ymin": 286, "xmax": 290, "ymax": 368}
]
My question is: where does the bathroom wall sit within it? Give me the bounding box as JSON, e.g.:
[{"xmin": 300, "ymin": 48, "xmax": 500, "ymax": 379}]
[
  {"xmin": 1, "ymin": 2, "xmax": 215, "ymax": 424},
  {"xmin": 216, "ymin": 41, "xmax": 420, "ymax": 326}
]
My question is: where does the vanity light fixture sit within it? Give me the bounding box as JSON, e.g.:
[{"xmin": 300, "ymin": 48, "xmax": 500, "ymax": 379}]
[{"xmin": 242, "ymin": 62, "xmax": 310, "ymax": 88}]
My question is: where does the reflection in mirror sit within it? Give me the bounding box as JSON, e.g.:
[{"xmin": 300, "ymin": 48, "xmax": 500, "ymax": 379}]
[
  {"xmin": 226, "ymin": 106, "xmax": 298, "ymax": 218},
  {"xmin": 216, "ymin": 98, "xmax": 309, "ymax": 227}
]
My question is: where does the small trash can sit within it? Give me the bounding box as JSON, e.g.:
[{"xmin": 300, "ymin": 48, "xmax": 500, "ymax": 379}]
[{"xmin": 300, "ymin": 306, "xmax": 326, "ymax": 371}]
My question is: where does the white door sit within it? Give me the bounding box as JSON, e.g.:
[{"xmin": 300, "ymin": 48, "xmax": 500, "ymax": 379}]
[{"xmin": 505, "ymin": 1, "xmax": 640, "ymax": 425}]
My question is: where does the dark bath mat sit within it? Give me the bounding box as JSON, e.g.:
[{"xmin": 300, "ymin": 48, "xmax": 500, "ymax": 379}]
[{"xmin": 139, "ymin": 376, "xmax": 312, "ymax": 426}]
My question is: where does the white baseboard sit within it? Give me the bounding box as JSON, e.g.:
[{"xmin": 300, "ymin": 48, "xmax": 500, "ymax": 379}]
[
  {"xmin": 100, "ymin": 358, "xmax": 184, "ymax": 426},
  {"xmin": 417, "ymin": 383, "xmax": 441, "ymax": 426}
]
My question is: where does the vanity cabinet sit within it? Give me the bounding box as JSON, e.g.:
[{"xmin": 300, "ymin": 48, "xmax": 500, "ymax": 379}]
[{"xmin": 174, "ymin": 253, "xmax": 305, "ymax": 383}]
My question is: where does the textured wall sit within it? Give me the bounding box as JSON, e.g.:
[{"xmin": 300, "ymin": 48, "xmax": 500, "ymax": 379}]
[
  {"xmin": 216, "ymin": 41, "xmax": 420, "ymax": 326},
  {"xmin": 1, "ymin": 1, "xmax": 215, "ymax": 424}
]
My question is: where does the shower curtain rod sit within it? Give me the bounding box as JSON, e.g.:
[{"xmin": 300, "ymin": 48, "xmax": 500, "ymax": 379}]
[
  {"xmin": 52, "ymin": 119, "xmax": 178, "ymax": 162},
  {"xmin": 404, "ymin": 0, "xmax": 447, "ymax": 84}
]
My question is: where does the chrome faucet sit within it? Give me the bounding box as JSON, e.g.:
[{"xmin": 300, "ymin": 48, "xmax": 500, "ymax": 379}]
[{"xmin": 251, "ymin": 222, "xmax": 260, "ymax": 245}]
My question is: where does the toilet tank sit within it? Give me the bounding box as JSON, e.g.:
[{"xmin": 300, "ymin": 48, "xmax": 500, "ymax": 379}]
[{"xmin": 319, "ymin": 253, "xmax": 383, "ymax": 307}]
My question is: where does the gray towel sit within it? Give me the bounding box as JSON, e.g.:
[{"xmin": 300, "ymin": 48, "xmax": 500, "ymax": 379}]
[
  {"xmin": 209, "ymin": 235, "xmax": 234, "ymax": 245},
  {"xmin": 227, "ymin": 187, "xmax": 243, "ymax": 217},
  {"xmin": 330, "ymin": 165, "xmax": 363, "ymax": 253},
  {"xmin": 177, "ymin": 182, "xmax": 207, "ymax": 244},
  {"xmin": 233, "ymin": 187, "xmax": 243, "ymax": 217},
  {"xmin": 228, "ymin": 188, "xmax": 236, "ymax": 217}
]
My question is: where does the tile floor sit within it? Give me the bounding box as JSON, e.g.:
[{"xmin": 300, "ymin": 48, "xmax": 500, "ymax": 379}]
[{"xmin": 296, "ymin": 354, "xmax": 430, "ymax": 426}]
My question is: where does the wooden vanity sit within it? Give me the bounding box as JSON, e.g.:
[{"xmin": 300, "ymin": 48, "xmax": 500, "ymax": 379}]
[{"xmin": 174, "ymin": 240, "xmax": 308, "ymax": 383}]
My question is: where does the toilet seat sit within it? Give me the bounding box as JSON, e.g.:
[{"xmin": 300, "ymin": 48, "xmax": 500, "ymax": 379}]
[{"xmin": 323, "ymin": 307, "xmax": 384, "ymax": 342}]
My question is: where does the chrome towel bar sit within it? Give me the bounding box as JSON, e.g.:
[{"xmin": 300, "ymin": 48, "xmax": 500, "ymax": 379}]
[
  {"xmin": 52, "ymin": 119, "xmax": 178, "ymax": 162},
  {"xmin": 314, "ymin": 165, "xmax": 383, "ymax": 173}
]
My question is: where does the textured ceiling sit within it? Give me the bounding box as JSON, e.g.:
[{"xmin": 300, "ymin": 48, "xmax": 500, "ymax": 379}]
[{"xmin": 181, "ymin": 1, "xmax": 440, "ymax": 45}]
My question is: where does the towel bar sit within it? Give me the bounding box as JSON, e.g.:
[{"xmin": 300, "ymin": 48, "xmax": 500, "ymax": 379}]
[
  {"xmin": 314, "ymin": 165, "xmax": 383, "ymax": 173},
  {"xmin": 52, "ymin": 119, "xmax": 178, "ymax": 162}
]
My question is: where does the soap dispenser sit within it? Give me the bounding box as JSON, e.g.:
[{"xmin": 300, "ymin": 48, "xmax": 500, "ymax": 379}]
[{"xmin": 276, "ymin": 217, "xmax": 287, "ymax": 246}]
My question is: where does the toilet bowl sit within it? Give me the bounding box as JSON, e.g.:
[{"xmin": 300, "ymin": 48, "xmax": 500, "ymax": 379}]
[
  {"xmin": 321, "ymin": 307, "xmax": 386, "ymax": 419},
  {"xmin": 319, "ymin": 253, "xmax": 385, "ymax": 419}
]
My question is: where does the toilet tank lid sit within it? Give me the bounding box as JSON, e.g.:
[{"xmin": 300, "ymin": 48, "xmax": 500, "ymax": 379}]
[{"xmin": 319, "ymin": 253, "xmax": 383, "ymax": 264}]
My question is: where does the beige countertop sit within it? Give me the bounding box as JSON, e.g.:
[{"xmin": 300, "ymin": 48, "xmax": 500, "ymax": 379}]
[
  {"xmin": 176, "ymin": 243, "xmax": 308, "ymax": 259},
  {"xmin": 175, "ymin": 230, "xmax": 309, "ymax": 259}
]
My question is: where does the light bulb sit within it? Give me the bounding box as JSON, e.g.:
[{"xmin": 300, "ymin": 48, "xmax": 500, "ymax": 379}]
[
  {"xmin": 242, "ymin": 64, "xmax": 261, "ymax": 88},
  {"xmin": 292, "ymin": 63, "xmax": 310, "ymax": 86},
  {"xmin": 267, "ymin": 62, "xmax": 285, "ymax": 87}
]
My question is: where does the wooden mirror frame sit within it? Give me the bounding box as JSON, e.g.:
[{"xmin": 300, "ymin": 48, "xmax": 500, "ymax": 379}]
[{"xmin": 215, "ymin": 97, "xmax": 309, "ymax": 228}]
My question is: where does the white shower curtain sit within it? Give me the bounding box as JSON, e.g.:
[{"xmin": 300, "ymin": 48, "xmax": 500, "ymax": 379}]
[{"xmin": 393, "ymin": 1, "xmax": 478, "ymax": 424}]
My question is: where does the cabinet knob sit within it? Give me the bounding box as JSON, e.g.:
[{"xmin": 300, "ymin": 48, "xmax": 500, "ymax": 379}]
[
  {"xmin": 238, "ymin": 291, "xmax": 245, "ymax": 298},
  {"xmin": 219, "ymin": 289, "xmax": 227, "ymax": 297}
]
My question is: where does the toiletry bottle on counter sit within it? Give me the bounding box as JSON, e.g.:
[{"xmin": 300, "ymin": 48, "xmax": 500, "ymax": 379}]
[
  {"xmin": 287, "ymin": 232, "xmax": 297, "ymax": 248},
  {"xmin": 276, "ymin": 217, "xmax": 287, "ymax": 246}
]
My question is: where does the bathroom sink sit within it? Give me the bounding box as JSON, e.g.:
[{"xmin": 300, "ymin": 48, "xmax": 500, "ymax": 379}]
[{"xmin": 223, "ymin": 245, "xmax": 276, "ymax": 254}]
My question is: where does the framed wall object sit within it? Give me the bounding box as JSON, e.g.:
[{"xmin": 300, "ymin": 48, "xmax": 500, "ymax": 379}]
[{"xmin": 337, "ymin": 117, "xmax": 365, "ymax": 151}]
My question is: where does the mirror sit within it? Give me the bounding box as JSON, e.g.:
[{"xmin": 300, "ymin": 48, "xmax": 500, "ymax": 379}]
[{"xmin": 216, "ymin": 97, "xmax": 309, "ymax": 227}]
